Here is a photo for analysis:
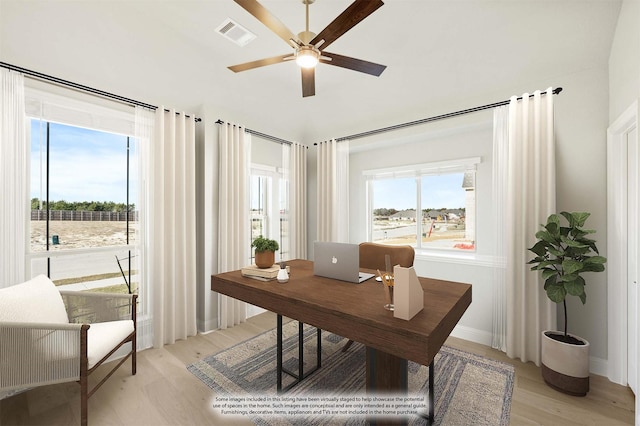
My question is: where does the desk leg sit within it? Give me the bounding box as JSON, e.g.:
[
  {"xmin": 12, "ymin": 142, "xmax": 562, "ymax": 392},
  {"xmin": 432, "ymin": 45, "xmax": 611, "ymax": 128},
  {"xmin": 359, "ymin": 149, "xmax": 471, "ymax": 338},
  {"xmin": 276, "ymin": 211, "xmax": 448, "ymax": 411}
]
[
  {"xmin": 277, "ymin": 314, "xmax": 283, "ymax": 393},
  {"xmin": 276, "ymin": 315, "xmax": 322, "ymax": 393},
  {"xmin": 366, "ymin": 347, "xmax": 408, "ymax": 426},
  {"xmin": 428, "ymin": 359, "xmax": 434, "ymax": 424},
  {"xmin": 415, "ymin": 359, "xmax": 435, "ymax": 425}
]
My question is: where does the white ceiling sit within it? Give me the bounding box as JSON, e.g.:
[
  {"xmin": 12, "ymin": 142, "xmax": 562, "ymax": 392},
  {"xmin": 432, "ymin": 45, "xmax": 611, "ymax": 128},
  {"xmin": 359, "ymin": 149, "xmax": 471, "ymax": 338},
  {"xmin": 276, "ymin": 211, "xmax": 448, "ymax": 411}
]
[{"xmin": 0, "ymin": 0, "xmax": 622, "ymax": 144}]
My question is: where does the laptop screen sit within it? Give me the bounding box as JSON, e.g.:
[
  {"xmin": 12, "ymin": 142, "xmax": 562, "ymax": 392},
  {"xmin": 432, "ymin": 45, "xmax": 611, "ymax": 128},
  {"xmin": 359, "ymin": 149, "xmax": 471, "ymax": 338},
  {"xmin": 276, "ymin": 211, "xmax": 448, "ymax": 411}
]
[{"xmin": 313, "ymin": 242, "xmax": 375, "ymax": 283}]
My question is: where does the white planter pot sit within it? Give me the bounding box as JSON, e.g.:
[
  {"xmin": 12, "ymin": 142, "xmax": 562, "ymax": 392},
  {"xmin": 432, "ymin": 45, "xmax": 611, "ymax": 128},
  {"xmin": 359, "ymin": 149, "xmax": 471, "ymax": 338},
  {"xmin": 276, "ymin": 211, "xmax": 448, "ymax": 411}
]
[{"xmin": 541, "ymin": 330, "xmax": 590, "ymax": 396}]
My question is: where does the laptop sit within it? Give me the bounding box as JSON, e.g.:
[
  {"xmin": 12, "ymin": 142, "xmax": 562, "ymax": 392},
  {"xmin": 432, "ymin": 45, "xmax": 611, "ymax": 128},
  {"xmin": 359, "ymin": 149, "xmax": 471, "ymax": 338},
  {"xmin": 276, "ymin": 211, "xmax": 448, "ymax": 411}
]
[{"xmin": 313, "ymin": 241, "xmax": 375, "ymax": 283}]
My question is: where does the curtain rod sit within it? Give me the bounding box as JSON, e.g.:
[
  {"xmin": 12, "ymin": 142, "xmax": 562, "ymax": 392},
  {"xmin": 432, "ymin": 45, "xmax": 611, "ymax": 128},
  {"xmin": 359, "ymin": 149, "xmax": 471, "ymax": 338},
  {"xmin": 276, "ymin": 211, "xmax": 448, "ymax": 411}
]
[
  {"xmin": 314, "ymin": 87, "xmax": 563, "ymax": 145},
  {"xmin": 215, "ymin": 119, "xmax": 297, "ymax": 146},
  {"xmin": 0, "ymin": 61, "xmax": 202, "ymax": 122}
]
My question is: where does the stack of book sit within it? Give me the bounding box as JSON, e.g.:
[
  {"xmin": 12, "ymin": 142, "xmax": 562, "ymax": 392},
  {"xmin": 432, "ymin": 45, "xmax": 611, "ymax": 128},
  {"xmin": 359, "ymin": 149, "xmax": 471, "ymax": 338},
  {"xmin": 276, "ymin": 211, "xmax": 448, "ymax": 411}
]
[{"xmin": 241, "ymin": 264, "xmax": 290, "ymax": 281}]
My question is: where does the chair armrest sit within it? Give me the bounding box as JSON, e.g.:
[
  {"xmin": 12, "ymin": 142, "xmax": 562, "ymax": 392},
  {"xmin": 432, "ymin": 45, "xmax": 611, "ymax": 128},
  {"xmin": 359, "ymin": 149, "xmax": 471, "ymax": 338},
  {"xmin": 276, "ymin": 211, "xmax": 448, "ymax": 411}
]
[
  {"xmin": 0, "ymin": 322, "xmax": 87, "ymax": 391},
  {"xmin": 59, "ymin": 292, "xmax": 137, "ymax": 324},
  {"xmin": 0, "ymin": 321, "xmax": 84, "ymax": 330}
]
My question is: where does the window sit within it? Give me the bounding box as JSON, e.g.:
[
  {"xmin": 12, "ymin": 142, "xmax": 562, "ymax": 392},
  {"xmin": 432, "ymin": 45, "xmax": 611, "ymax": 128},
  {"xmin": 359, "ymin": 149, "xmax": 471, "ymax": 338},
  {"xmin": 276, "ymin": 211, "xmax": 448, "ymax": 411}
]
[
  {"xmin": 365, "ymin": 157, "xmax": 479, "ymax": 252},
  {"xmin": 27, "ymin": 117, "xmax": 139, "ymax": 295},
  {"xmin": 250, "ymin": 165, "xmax": 289, "ymax": 263}
]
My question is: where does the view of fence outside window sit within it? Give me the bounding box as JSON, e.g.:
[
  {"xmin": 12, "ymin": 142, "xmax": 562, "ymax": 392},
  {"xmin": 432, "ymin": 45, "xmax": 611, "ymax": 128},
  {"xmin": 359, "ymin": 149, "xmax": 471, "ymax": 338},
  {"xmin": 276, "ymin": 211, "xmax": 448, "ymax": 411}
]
[
  {"xmin": 367, "ymin": 159, "xmax": 477, "ymax": 252},
  {"xmin": 29, "ymin": 119, "xmax": 139, "ymax": 295}
]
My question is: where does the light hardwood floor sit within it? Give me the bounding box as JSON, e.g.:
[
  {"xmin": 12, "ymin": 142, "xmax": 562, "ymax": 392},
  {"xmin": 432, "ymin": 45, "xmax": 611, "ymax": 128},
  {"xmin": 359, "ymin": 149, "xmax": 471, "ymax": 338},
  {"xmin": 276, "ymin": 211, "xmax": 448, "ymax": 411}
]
[{"xmin": 1, "ymin": 311, "xmax": 635, "ymax": 425}]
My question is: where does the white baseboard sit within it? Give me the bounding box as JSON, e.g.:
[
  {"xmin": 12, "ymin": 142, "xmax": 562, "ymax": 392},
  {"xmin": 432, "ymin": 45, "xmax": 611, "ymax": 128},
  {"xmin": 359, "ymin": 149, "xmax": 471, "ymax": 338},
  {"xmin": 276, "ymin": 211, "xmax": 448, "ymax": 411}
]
[
  {"xmin": 198, "ymin": 317, "xmax": 218, "ymax": 334},
  {"xmin": 589, "ymin": 355, "xmax": 608, "ymax": 377},
  {"xmin": 450, "ymin": 325, "xmax": 610, "ymax": 378},
  {"xmin": 450, "ymin": 324, "xmax": 493, "ymax": 347},
  {"xmin": 247, "ymin": 305, "xmax": 266, "ymax": 318}
]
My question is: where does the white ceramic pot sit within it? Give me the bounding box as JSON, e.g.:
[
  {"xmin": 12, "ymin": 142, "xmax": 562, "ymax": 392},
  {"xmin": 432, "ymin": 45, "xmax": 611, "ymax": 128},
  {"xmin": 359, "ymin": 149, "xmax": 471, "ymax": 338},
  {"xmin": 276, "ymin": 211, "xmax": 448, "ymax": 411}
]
[{"xmin": 541, "ymin": 330, "xmax": 590, "ymax": 396}]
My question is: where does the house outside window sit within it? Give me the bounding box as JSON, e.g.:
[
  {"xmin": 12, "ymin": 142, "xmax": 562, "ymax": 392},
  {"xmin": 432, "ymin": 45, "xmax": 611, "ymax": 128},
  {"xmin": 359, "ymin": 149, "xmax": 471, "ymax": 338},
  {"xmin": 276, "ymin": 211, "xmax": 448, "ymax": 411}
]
[{"xmin": 365, "ymin": 157, "xmax": 479, "ymax": 252}]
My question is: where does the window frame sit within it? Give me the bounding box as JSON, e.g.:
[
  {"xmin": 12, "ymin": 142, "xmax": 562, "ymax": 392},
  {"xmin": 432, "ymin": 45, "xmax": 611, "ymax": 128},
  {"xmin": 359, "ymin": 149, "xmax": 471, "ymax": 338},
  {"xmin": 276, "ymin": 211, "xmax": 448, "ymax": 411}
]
[
  {"xmin": 24, "ymin": 87, "xmax": 142, "ymax": 302},
  {"xmin": 363, "ymin": 157, "xmax": 480, "ymax": 254},
  {"xmin": 249, "ymin": 163, "xmax": 288, "ymax": 262}
]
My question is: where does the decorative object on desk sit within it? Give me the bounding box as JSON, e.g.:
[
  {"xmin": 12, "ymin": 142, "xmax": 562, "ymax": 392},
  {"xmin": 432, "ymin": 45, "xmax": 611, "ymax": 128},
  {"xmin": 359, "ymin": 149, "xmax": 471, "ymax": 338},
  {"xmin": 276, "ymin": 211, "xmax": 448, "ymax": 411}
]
[
  {"xmin": 393, "ymin": 265, "xmax": 425, "ymax": 320},
  {"xmin": 384, "ymin": 253, "xmax": 392, "ymax": 276},
  {"xmin": 251, "ymin": 235, "xmax": 279, "ymax": 268},
  {"xmin": 342, "ymin": 243, "xmax": 416, "ymax": 353},
  {"xmin": 377, "ymin": 269, "xmax": 394, "ymax": 311},
  {"xmin": 241, "ymin": 264, "xmax": 290, "ymax": 281},
  {"xmin": 277, "ymin": 262, "xmax": 289, "ymax": 283},
  {"xmin": 528, "ymin": 211, "xmax": 606, "ymax": 396},
  {"xmin": 187, "ymin": 321, "xmax": 515, "ymax": 426}
]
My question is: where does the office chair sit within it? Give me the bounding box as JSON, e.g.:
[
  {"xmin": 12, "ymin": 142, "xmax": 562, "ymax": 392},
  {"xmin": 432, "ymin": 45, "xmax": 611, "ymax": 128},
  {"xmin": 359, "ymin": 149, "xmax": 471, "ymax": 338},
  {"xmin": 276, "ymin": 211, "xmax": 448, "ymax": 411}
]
[{"xmin": 342, "ymin": 242, "xmax": 415, "ymax": 352}]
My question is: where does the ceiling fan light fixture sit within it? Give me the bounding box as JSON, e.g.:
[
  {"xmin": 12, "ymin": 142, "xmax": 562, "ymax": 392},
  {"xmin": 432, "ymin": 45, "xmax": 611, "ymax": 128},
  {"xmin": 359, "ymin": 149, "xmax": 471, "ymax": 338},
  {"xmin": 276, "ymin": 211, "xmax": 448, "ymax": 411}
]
[
  {"xmin": 228, "ymin": 0, "xmax": 386, "ymax": 97},
  {"xmin": 295, "ymin": 45, "xmax": 320, "ymax": 68}
]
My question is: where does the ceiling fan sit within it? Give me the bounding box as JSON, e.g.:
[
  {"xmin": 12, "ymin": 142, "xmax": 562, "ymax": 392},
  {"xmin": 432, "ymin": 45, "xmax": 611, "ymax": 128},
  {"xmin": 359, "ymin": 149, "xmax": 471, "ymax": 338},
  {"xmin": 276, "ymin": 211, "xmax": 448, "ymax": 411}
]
[{"xmin": 228, "ymin": 0, "xmax": 386, "ymax": 97}]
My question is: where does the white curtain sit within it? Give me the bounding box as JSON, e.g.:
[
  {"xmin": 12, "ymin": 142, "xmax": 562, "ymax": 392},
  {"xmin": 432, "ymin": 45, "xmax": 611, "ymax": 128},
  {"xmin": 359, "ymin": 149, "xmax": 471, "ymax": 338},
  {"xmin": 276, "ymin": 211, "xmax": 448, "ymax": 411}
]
[
  {"xmin": 317, "ymin": 139, "xmax": 349, "ymax": 242},
  {"xmin": 283, "ymin": 142, "xmax": 307, "ymax": 259},
  {"xmin": 145, "ymin": 107, "xmax": 197, "ymax": 348},
  {"xmin": 217, "ymin": 123, "xmax": 251, "ymax": 329},
  {"xmin": 491, "ymin": 105, "xmax": 509, "ymax": 352},
  {"xmin": 494, "ymin": 89, "xmax": 557, "ymax": 365},
  {"xmin": 0, "ymin": 69, "xmax": 27, "ymax": 287},
  {"xmin": 135, "ymin": 106, "xmax": 154, "ymax": 349}
]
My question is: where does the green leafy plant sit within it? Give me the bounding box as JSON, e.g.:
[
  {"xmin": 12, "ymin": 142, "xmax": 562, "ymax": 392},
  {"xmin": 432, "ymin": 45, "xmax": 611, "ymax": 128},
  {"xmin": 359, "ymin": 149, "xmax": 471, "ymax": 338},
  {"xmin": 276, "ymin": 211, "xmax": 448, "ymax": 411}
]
[
  {"xmin": 528, "ymin": 212, "xmax": 606, "ymax": 338},
  {"xmin": 251, "ymin": 235, "xmax": 279, "ymax": 253}
]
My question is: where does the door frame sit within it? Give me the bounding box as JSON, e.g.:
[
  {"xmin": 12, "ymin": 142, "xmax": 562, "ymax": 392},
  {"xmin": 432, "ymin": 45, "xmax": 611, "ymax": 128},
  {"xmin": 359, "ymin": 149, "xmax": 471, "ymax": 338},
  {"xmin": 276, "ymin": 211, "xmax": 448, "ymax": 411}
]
[{"xmin": 607, "ymin": 100, "xmax": 639, "ymax": 386}]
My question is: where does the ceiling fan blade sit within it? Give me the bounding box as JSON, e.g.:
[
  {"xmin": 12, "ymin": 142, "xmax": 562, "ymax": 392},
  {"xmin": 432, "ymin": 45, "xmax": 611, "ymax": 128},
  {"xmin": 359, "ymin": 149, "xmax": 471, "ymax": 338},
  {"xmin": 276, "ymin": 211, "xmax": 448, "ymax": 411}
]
[
  {"xmin": 301, "ymin": 67, "xmax": 315, "ymax": 97},
  {"xmin": 228, "ymin": 54, "xmax": 292, "ymax": 72},
  {"xmin": 310, "ymin": 0, "xmax": 384, "ymax": 50},
  {"xmin": 234, "ymin": 0, "xmax": 299, "ymax": 46},
  {"xmin": 320, "ymin": 51, "xmax": 386, "ymax": 77}
]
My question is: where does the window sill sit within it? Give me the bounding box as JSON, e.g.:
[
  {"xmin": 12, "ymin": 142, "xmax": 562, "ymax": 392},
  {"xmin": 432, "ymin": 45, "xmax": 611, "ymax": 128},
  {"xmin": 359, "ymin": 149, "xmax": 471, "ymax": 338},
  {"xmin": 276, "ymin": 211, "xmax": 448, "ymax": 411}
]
[{"xmin": 414, "ymin": 250, "xmax": 501, "ymax": 268}]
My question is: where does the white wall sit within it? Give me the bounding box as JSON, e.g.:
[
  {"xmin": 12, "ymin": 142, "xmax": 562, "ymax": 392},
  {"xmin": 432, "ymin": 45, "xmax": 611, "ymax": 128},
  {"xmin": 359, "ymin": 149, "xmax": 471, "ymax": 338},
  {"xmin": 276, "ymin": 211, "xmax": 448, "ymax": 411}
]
[
  {"xmin": 609, "ymin": 0, "xmax": 640, "ymax": 122},
  {"xmin": 196, "ymin": 114, "xmax": 287, "ymax": 331},
  {"xmin": 4, "ymin": 0, "xmax": 616, "ymax": 369},
  {"xmin": 553, "ymin": 66, "xmax": 610, "ymax": 365},
  {"xmin": 607, "ymin": 0, "xmax": 640, "ymax": 392},
  {"xmin": 195, "ymin": 105, "xmax": 220, "ymax": 332},
  {"xmin": 348, "ymin": 111, "xmax": 496, "ymax": 345},
  {"xmin": 304, "ymin": 65, "xmax": 613, "ymax": 365}
]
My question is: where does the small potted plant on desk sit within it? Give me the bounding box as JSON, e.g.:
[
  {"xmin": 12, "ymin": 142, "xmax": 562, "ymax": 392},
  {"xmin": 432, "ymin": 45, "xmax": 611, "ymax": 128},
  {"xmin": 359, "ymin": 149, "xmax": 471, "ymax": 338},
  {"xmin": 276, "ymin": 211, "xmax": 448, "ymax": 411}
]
[
  {"xmin": 528, "ymin": 211, "xmax": 606, "ymax": 396},
  {"xmin": 251, "ymin": 235, "xmax": 279, "ymax": 269}
]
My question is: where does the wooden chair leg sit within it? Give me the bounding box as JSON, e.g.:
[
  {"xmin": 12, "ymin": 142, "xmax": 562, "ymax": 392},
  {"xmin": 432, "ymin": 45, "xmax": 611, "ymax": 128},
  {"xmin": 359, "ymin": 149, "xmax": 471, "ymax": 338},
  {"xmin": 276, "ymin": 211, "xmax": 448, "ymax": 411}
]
[
  {"xmin": 80, "ymin": 374, "xmax": 88, "ymax": 426},
  {"xmin": 80, "ymin": 325, "xmax": 89, "ymax": 426},
  {"xmin": 342, "ymin": 339, "xmax": 354, "ymax": 352},
  {"xmin": 132, "ymin": 336, "xmax": 137, "ymax": 375}
]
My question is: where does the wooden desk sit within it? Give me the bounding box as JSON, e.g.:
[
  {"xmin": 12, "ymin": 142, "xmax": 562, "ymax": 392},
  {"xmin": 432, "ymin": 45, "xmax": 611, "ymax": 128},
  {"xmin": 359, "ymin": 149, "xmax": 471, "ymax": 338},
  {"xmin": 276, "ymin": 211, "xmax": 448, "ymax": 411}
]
[{"xmin": 211, "ymin": 259, "xmax": 472, "ymax": 423}]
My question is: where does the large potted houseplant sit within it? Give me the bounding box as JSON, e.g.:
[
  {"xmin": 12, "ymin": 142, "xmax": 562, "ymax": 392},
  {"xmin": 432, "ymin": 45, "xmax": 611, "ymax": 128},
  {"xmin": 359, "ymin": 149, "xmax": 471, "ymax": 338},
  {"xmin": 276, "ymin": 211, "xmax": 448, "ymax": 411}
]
[
  {"xmin": 251, "ymin": 235, "xmax": 279, "ymax": 268},
  {"xmin": 528, "ymin": 211, "xmax": 606, "ymax": 396}
]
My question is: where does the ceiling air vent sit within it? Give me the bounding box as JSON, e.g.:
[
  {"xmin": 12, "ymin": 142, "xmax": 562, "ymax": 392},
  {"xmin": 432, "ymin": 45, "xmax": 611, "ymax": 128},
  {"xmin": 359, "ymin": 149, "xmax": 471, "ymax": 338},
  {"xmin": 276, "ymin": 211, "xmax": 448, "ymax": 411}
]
[{"xmin": 216, "ymin": 18, "xmax": 256, "ymax": 47}]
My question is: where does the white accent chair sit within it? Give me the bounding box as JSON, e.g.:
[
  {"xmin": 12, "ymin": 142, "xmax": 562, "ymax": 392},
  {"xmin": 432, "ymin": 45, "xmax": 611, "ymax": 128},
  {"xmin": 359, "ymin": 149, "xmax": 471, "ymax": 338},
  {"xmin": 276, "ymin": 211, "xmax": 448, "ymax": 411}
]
[{"xmin": 0, "ymin": 275, "xmax": 137, "ymax": 425}]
